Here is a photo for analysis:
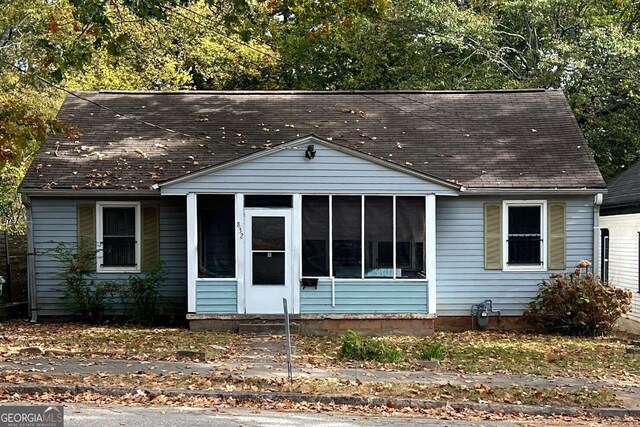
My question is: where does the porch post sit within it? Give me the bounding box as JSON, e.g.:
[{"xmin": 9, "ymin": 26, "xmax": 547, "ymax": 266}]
[
  {"xmin": 186, "ymin": 193, "xmax": 197, "ymax": 313},
  {"xmin": 426, "ymin": 194, "xmax": 437, "ymax": 315},
  {"xmin": 235, "ymin": 193, "xmax": 245, "ymax": 314}
]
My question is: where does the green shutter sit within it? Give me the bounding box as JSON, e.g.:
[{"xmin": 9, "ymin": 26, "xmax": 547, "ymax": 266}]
[
  {"xmin": 548, "ymin": 203, "xmax": 566, "ymax": 270},
  {"xmin": 76, "ymin": 204, "xmax": 96, "ymax": 272},
  {"xmin": 484, "ymin": 203, "xmax": 502, "ymax": 270},
  {"xmin": 141, "ymin": 205, "xmax": 160, "ymax": 271}
]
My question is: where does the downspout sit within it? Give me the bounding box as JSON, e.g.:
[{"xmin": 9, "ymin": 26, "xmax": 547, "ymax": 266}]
[
  {"xmin": 593, "ymin": 193, "xmax": 604, "ymax": 277},
  {"xmin": 21, "ymin": 194, "xmax": 38, "ymax": 323}
]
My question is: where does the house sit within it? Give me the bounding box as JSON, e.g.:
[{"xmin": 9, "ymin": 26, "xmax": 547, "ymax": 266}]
[
  {"xmin": 19, "ymin": 89, "xmax": 606, "ymax": 334},
  {"xmin": 599, "ymin": 162, "xmax": 640, "ymax": 334}
]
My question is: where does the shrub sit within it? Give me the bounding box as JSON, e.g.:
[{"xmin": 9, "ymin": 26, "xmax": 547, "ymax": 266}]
[
  {"xmin": 523, "ymin": 260, "xmax": 632, "ymax": 336},
  {"xmin": 48, "ymin": 240, "xmax": 120, "ymax": 321},
  {"xmin": 340, "ymin": 330, "xmax": 404, "ymax": 363},
  {"xmin": 418, "ymin": 341, "xmax": 443, "ymax": 360},
  {"xmin": 123, "ymin": 264, "xmax": 168, "ymax": 324}
]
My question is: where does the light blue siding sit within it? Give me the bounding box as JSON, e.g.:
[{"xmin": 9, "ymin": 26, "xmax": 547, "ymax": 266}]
[
  {"xmin": 301, "ymin": 279, "xmax": 428, "ymax": 313},
  {"xmin": 436, "ymin": 196, "xmax": 594, "ymax": 316},
  {"xmin": 161, "ymin": 143, "xmax": 457, "ymax": 195},
  {"xmin": 195, "ymin": 280, "xmax": 237, "ymax": 313},
  {"xmin": 31, "ymin": 197, "xmax": 187, "ymax": 316}
]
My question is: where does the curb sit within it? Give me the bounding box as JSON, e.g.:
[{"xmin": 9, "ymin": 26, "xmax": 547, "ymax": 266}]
[{"xmin": 1, "ymin": 382, "xmax": 639, "ymax": 418}]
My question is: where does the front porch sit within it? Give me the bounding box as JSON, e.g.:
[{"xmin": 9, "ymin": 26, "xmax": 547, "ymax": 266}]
[{"xmin": 155, "ymin": 137, "xmax": 456, "ymax": 328}]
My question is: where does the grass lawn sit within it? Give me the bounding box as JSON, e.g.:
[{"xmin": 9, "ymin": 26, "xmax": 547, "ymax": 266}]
[
  {"xmin": 297, "ymin": 331, "xmax": 640, "ymax": 379},
  {"xmin": 1, "ymin": 320, "xmax": 639, "ymax": 380}
]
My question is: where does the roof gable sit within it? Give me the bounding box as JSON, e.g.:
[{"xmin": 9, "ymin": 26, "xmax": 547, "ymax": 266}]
[
  {"xmin": 160, "ymin": 135, "xmax": 460, "ymax": 195},
  {"xmin": 20, "ymin": 90, "xmax": 605, "ymax": 193}
]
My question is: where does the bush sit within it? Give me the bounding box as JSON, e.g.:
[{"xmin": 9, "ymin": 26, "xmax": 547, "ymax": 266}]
[
  {"xmin": 418, "ymin": 341, "xmax": 443, "ymax": 360},
  {"xmin": 523, "ymin": 260, "xmax": 632, "ymax": 336},
  {"xmin": 340, "ymin": 330, "xmax": 404, "ymax": 363},
  {"xmin": 48, "ymin": 240, "xmax": 120, "ymax": 322},
  {"xmin": 123, "ymin": 265, "xmax": 168, "ymax": 324}
]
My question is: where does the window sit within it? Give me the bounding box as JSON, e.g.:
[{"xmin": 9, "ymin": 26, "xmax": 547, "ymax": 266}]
[
  {"xmin": 365, "ymin": 197, "xmax": 393, "ymax": 278},
  {"xmin": 97, "ymin": 202, "xmax": 140, "ymax": 272},
  {"xmin": 301, "ymin": 195, "xmax": 426, "ymax": 279},
  {"xmin": 600, "ymin": 229, "xmax": 609, "ymax": 283},
  {"xmin": 332, "ymin": 196, "xmax": 362, "ymax": 278},
  {"xmin": 396, "ymin": 197, "xmax": 425, "ymax": 278},
  {"xmin": 503, "ymin": 201, "xmax": 546, "ymax": 270},
  {"xmin": 302, "ymin": 196, "xmax": 329, "ymax": 277},
  {"xmin": 198, "ymin": 195, "xmax": 236, "ymax": 278}
]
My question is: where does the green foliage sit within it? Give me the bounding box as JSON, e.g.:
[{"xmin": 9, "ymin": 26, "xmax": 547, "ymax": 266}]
[
  {"xmin": 523, "ymin": 261, "xmax": 633, "ymax": 337},
  {"xmin": 48, "ymin": 240, "xmax": 118, "ymax": 322},
  {"xmin": 340, "ymin": 330, "xmax": 404, "ymax": 363},
  {"xmin": 48, "ymin": 240, "xmax": 168, "ymax": 323},
  {"xmin": 123, "ymin": 265, "xmax": 169, "ymax": 324},
  {"xmin": 418, "ymin": 341, "xmax": 443, "ymax": 360}
]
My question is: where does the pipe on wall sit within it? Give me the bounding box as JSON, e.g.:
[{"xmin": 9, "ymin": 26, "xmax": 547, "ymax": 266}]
[{"xmin": 21, "ymin": 194, "xmax": 38, "ymax": 323}]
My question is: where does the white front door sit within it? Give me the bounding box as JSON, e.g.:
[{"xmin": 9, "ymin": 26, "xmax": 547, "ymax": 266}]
[{"xmin": 244, "ymin": 209, "xmax": 293, "ymax": 314}]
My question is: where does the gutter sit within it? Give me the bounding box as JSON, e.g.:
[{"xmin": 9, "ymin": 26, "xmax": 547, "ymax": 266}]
[
  {"xmin": 462, "ymin": 188, "xmax": 607, "ymax": 196},
  {"xmin": 593, "ymin": 193, "xmax": 604, "ymax": 277},
  {"xmin": 21, "ymin": 194, "xmax": 38, "ymax": 323}
]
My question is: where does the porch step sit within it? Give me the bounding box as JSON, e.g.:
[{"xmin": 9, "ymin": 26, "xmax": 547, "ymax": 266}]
[{"xmin": 238, "ymin": 322, "xmax": 300, "ymax": 335}]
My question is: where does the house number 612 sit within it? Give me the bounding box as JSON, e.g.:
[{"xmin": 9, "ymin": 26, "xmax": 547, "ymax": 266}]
[{"xmin": 237, "ymin": 222, "xmax": 244, "ymax": 239}]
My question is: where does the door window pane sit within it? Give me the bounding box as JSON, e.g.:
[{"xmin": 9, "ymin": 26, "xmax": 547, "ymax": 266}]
[
  {"xmin": 396, "ymin": 197, "xmax": 425, "ymax": 278},
  {"xmin": 508, "ymin": 206, "xmax": 541, "ymax": 265},
  {"xmin": 102, "ymin": 207, "xmax": 136, "ymax": 267},
  {"xmin": 252, "ymin": 217, "xmax": 285, "ymax": 250},
  {"xmin": 302, "ymin": 196, "xmax": 330, "ymax": 276},
  {"xmin": 365, "ymin": 197, "xmax": 393, "ymax": 278},
  {"xmin": 245, "ymin": 195, "xmax": 292, "ymax": 208},
  {"xmin": 198, "ymin": 195, "xmax": 235, "ymax": 278},
  {"xmin": 332, "ymin": 196, "xmax": 362, "ymax": 278},
  {"xmin": 252, "ymin": 252, "xmax": 285, "ymax": 285}
]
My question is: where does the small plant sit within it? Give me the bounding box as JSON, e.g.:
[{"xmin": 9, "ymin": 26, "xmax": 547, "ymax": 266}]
[
  {"xmin": 340, "ymin": 330, "xmax": 404, "ymax": 363},
  {"xmin": 123, "ymin": 264, "xmax": 168, "ymax": 324},
  {"xmin": 523, "ymin": 260, "xmax": 632, "ymax": 337},
  {"xmin": 48, "ymin": 240, "xmax": 119, "ymax": 322},
  {"xmin": 418, "ymin": 341, "xmax": 443, "ymax": 360}
]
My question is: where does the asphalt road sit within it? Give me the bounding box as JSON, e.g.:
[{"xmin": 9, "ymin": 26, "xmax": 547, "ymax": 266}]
[{"xmin": 56, "ymin": 404, "xmax": 534, "ymax": 427}]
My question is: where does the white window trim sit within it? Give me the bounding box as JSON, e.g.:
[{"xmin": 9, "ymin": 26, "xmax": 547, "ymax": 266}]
[
  {"xmin": 96, "ymin": 201, "xmax": 141, "ymax": 273},
  {"xmin": 502, "ymin": 200, "xmax": 547, "ymax": 272}
]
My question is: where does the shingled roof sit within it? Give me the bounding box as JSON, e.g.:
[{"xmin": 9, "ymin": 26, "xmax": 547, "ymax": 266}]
[
  {"xmin": 601, "ymin": 161, "xmax": 640, "ymax": 214},
  {"xmin": 20, "ymin": 89, "xmax": 605, "ymax": 193}
]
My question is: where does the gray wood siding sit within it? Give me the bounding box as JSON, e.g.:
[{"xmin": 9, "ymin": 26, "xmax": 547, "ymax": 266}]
[
  {"xmin": 436, "ymin": 196, "xmax": 594, "ymax": 316},
  {"xmin": 300, "ymin": 278, "xmax": 428, "ymax": 313},
  {"xmin": 599, "ymin": 213, "xmax": 640, "ymax": 324},
  {"xmin": 161, "ymin": 143, "xmax": 458, "ymax": 195},
  {"xmin": 31, "ymin": 197, "xmax": 187, "ymax": 316}
]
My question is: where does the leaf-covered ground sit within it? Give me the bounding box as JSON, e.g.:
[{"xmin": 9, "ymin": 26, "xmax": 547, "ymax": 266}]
[
  {"xmin": 1, "ymin": 320, "xmax": 639, "ymax": 381},
  {"xmin": 0, "ymin": 370, "xmax": 619, "ymax": 409},
  {"xmin": 0, "ymin": 320, "xmax": 236, "ymax": 361}
]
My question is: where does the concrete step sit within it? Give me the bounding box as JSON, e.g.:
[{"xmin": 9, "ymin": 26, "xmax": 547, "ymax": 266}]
[{"xmin": 238, "ymin": 322, "xmax": 300, "ymax": 335}]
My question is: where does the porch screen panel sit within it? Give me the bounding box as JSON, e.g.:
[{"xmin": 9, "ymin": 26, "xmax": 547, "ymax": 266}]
[
  {"xmin": 396, "ymin": 197, "xmax": 425, "ymax": 278},
  {"xmin": 332, "ymin": 196, "xmax": 362, "ymax": 278},
  {"xmin": 365, "ymin": 197, "xmax": 393, "ymax": 278},
  {"xmin": 302, "ymin": 196, "xmax": 329, "ymax": 277},
  {"xmin": 198, "ymin": 195, "xmax": 235, "ymax": 278}
]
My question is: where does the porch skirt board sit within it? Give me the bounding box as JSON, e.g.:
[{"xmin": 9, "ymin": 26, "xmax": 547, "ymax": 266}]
[{"xmin": 187, "ymin": 313, "xmax": 435, "ymax": 336}]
